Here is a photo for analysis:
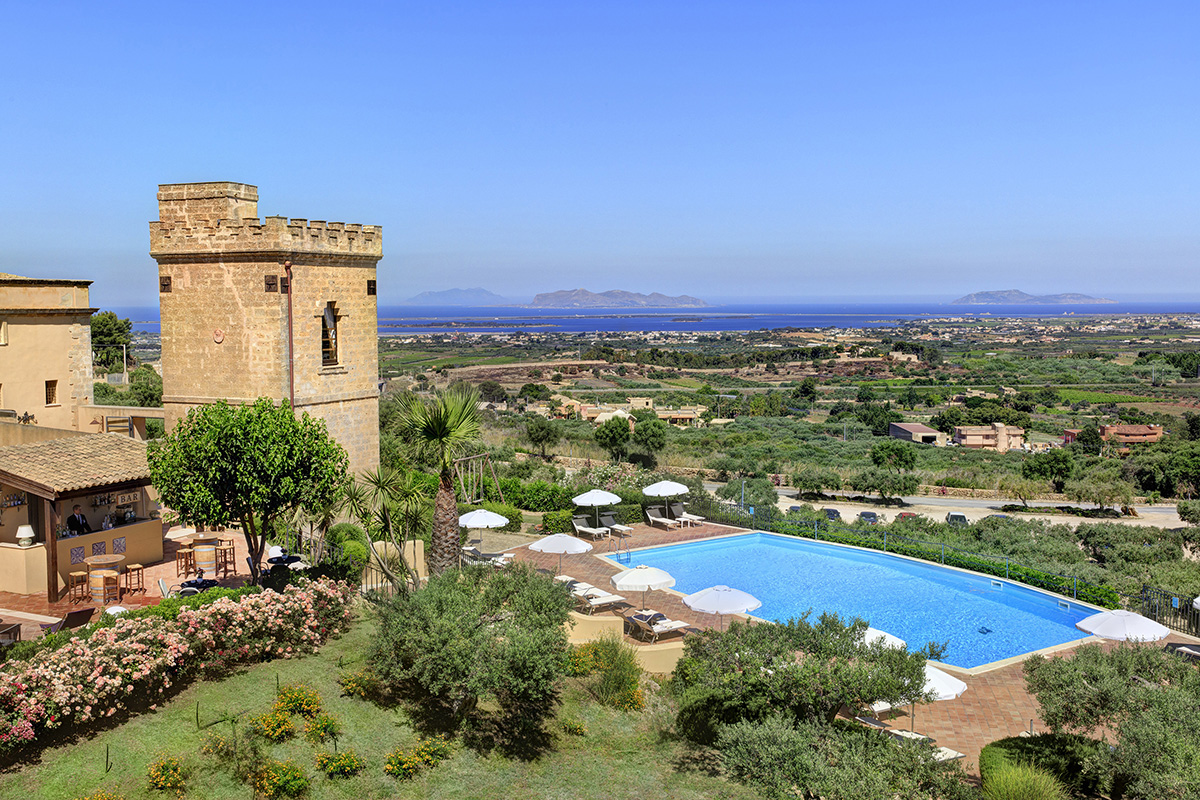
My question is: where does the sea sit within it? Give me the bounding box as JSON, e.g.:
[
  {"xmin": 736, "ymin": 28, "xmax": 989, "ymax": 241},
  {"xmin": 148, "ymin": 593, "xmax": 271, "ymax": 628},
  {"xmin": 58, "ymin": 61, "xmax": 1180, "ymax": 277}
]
[{"xmin": 110, "ymin": 301, "xmax": 1200, "ymax": 336}]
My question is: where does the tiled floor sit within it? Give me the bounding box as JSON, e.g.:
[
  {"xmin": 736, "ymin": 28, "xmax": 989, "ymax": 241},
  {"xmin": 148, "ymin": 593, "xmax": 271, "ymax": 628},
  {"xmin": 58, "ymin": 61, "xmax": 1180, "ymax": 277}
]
[
  {"xmin": 0, "ymin": 528, "xmax": 254, "ymax": 642},
  {"xmin": 509, "ymin": 520, "xmax": 1200, "ymax": 775}
]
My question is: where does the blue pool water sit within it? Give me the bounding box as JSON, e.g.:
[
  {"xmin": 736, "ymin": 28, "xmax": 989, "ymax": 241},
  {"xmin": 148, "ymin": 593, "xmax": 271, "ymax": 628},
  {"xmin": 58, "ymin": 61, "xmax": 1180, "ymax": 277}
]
[{"xmin": 606, "ymin": 533, "xmax": 1095, "ymax": 668}]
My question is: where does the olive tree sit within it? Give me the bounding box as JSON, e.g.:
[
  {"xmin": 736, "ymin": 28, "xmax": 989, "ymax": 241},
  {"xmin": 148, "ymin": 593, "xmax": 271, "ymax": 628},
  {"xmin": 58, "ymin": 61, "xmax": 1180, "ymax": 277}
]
[{"xmin": 148, "ymin": 398, "xmax": 348, "ymax": 584}]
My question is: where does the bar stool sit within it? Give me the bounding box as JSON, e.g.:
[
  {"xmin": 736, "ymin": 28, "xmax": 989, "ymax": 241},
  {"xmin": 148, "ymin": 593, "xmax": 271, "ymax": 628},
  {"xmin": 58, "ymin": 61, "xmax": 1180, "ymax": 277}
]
[
  {"xmin": 175, "ymin": 547, "xmax": 195, "ymax": 578},
  {"xmin": 68, "ymin": 570, "xmax": 89, "ymax": 603},
  {"xmin": 216, "ymin": 542, "xmax": 237, "ymax": 576},
  {"xmin": 124, "ymin": 563, "xmax": 145, "ymax": 594}
]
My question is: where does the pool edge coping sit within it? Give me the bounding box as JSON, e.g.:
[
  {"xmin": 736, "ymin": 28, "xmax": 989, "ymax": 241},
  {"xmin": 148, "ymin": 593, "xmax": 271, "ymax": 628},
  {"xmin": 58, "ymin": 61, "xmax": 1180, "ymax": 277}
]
[{"xmin": 596, "ymin": 527, "xmax": 1110, "ymax": 673}]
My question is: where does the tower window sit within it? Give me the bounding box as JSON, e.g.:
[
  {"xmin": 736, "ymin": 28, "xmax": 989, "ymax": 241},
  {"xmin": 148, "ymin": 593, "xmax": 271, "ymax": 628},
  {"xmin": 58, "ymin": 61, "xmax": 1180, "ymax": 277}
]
[
  {"xmin": 367, "ymin": 279, "xmax": 377, "ymax": 296},
  {"xmin": 159, "ymin": 276, "xmax": 172, "ymax": 293},
  {"xmin": 321, "ymin": 302, "xmax": 339, "ymax": 366},
  {"xmin": 45, "ymin": 380, "xmax": 58, "ymax": 406},
  {"xmin": 265, "ymin": 274, "xmax": 278, "ymax": 292}
]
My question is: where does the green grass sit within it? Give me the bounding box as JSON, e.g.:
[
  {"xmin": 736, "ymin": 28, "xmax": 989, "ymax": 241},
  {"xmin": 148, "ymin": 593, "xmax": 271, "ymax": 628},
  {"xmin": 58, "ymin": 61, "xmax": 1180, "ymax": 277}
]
[
  {"xmin": 1056, "ymin": 389, "xmax": 1159, "ymax": 403},
  {"xmin": 2, "ymin": 610, "xmax": 758, "ymax": 800}
]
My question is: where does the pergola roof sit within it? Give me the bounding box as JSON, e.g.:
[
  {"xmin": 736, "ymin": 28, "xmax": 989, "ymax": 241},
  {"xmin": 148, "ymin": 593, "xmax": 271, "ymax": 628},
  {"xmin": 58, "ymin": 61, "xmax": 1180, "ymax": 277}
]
[{"xmin": 0, "ymin": 434, "xmax": 152, "ymax": 499}]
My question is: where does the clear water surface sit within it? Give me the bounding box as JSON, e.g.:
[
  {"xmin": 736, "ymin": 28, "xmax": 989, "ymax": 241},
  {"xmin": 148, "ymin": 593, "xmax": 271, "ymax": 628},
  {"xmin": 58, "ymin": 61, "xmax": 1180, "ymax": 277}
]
[{"xmin": 606, "ymin": 532, "xmax": 1095, "ymax": 669}]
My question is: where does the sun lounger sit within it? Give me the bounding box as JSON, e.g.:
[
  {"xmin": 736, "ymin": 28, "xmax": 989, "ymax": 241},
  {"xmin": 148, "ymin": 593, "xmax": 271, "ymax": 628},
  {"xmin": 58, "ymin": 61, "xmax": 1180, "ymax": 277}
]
[
  {"xmin": 933, "ymin": 747, "xmax": 965, "ymax": 762},
  {"xmin": 645, "ymin": 507, "xmax": 681, "ymax": 529},
  {"xmin": 39, "ymin": 607, "xmax": 95, "ymax": 635},
  {"xmin": 572, "ymin": 517, "xmax": 610, "ymax": 540},
  {"xmin": 669, "ymin": 503, "xmax": 705, "ymax": 526},
  {"xmin": 462, "ymin": 546, "xmax": 514, "ymax": 567},
  {"xmin": 574, "ymin": 587, "xmax": 626, "ymax": 614},
  {"xmin": 599, "ymin": 513, "xmax": 633, "ymax": 535},
  {"xmin": 621, "ymin": 609, "xmax": 690, "ymax": 643}
]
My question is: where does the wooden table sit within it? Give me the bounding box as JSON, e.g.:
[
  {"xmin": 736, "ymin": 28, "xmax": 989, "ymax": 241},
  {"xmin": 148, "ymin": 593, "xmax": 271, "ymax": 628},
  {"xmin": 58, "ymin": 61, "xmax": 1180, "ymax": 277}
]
[
  {"xmin": 83, "ymin": 554, "xmax": 126, "ymax": 575},
  {"xmin": 187, "ymin": 534, "xmax": 221, "ymax": 547}
]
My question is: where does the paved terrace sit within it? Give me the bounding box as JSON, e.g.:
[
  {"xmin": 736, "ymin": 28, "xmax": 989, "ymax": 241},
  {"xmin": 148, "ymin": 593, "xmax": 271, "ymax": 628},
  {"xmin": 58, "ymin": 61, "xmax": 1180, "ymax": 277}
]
[
  {"xmin": 0, "ymin": 527, "xmax": 254, "ymax": 641},
  {"xmin": 509, "ymin": 519, "xmax": 1200, "ymax": 774}
]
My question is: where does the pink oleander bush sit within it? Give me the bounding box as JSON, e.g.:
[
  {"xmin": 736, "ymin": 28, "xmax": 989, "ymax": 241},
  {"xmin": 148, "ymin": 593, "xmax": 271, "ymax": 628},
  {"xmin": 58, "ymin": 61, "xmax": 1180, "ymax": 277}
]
[{"xmin": 0, "ymin": 579, "xmax": 354, "ymax": 754}]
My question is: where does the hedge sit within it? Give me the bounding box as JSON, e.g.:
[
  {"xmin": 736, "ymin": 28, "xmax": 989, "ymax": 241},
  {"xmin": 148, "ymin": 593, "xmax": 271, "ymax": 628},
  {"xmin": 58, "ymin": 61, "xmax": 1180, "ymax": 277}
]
[
  {"xmin": 979, "ymin": 735, "xmax": 1104, "ymax": 797},
  {"xmin": 542, "ymin": 510, "xmax": 574, "ymax": 533}
]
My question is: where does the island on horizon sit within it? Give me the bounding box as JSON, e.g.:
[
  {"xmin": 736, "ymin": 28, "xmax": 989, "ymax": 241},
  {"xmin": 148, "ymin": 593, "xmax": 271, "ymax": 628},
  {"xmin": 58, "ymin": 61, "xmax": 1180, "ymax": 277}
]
[
  {"xmin": 952, "ymin": 289, "xmax": 1116, "ymax": 305},
  {"xmin": 529, "ymin": 288, "xmax": 708, "ymax": 309},
  {"xmin": 405, "ymin": 287, "xmax": 511, "ymax": 305}
]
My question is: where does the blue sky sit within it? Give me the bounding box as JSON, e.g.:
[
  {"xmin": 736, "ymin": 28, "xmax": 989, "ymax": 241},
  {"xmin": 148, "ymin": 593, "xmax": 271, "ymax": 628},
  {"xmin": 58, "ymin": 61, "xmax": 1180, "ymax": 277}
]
[{"xmin": 1, "ymin": 2, "xmax": 1197, "ymax": 307}]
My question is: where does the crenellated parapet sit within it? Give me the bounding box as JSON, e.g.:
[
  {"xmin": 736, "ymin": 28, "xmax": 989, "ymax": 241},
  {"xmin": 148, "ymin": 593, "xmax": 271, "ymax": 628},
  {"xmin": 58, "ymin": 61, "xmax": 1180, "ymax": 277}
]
[{"xmin": 150, "ymin": 215, "xmax": 383, "ymax": 258}]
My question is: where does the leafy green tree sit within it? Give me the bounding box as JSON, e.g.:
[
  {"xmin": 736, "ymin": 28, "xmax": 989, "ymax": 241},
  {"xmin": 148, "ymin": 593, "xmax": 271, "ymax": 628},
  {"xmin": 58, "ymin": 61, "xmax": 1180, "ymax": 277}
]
[
  {"xmin": 517, "ymin": 383, "xmax": 551, "ymax": 401},
  {"xmin": 870, "ymin": 439, "xmax": 917, "ymax": 474},
  {"xmin": 1070, "ymin": 425, "xmax": 1104, "ymax": 455},
  {"xmin": 148, "ymin": 398, "xmax": 348, "ymax": 584},
  {"xmin": 999, "ymin": 475, "xmax": 1045, "ymax": 507},
  {"xmin": 594, "ymin": 416, "xmax": 632, "ymax": 462},
  {"xmin": 477, "ymin": 380, "xmax": 507, "ymax": 404},
  {"xmin": 392, "ymin": 385, "xmax": 482, "ymax": 574},
  {"xmin": 854, "ymin": 403, "xmax": 904, "ymax": 437},
  {"xmin": 1167, "ymin": 443, "xmax": 1200, "ymax": 498},
  {"xmin": 856, "ymin": 384, "xmax": 877, "ymax": 403},
  {"xmin": 1021, "ymin": 449, "xmax": 1077, "ymax": 493},
  {"xmin": 370, "ymin": 564, "xmax": 573, "ymax": 727},
  {"xmin": 929, "ymin": 406, "xmax": 967, "ymax": 434},
  {"xmin": 524, "ymin": 414, "xmax": 560, "ymax": 460},
  {"xmin": 92, "ymin": 381, "xmax": 122, "ymax": 406},
  {"xmin": 631, "ymin": 417, "xmax": 668, "ymax": 463},
  {"xmin": 129, "ymin": 366, "xmax": 163, "ymax": 407},
  {"xmin": 90, "ymin": 310, "xmax": 133, "ymax": 371},
  {"xmin": 792, "ymin": 376, "xmax": 818, "ymax": 404},
  {"xmin": 901, "ymin": 385, "xmax": 921, "ymax": 410},
  {"xmin": 792, "ymin": 467, "xmax": 843, "ymax": 498},
  {"xmin": 716, "ymin": 476, "xmax": 777, "ymax": 510}
]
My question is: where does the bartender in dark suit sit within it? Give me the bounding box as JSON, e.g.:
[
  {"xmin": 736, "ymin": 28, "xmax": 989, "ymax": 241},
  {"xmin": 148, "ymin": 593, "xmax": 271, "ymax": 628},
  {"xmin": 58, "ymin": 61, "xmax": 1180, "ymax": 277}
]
[{"xmin": 66, "ymin": 505, "xmax": 93, "ymax": 534}]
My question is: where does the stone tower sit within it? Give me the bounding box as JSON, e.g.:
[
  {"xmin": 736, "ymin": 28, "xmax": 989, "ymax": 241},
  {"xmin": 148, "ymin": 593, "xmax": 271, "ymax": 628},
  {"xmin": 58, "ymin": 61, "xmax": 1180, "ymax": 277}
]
[{"xmin": 150, "ymin": 182, "xmax": 381, "ymax": 475}]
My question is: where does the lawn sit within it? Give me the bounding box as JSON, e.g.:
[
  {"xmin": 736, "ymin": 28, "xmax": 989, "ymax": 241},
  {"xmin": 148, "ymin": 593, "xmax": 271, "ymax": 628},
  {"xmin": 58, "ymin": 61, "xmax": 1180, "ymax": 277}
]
[{"xmin": 1, "ymin": 607, "xmax": 760, "ymax": 800}]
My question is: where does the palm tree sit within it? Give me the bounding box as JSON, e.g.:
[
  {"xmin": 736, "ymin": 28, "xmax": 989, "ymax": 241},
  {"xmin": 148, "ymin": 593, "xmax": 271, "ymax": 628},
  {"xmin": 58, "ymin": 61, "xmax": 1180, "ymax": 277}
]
[
  {"xmin": 342, "ymin": 467, "xmax": 432, "ymax": 592},
  {"xmin": 392, "ymin": 386, "xmax": 482, "ymax": 573}
]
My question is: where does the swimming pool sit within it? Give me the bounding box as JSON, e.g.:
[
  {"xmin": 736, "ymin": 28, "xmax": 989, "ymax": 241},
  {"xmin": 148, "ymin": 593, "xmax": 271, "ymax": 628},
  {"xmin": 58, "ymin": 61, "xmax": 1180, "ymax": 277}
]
[{"xmin": 605, "ymin": 532, "xmax": 1096, "ymax": 669}]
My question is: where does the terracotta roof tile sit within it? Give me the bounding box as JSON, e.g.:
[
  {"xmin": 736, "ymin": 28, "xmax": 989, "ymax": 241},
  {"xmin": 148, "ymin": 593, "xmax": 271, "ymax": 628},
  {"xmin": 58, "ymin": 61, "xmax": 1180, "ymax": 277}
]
[{"xmin": 0, "ymin": 434, "xmax": 150, "ymax": 496}]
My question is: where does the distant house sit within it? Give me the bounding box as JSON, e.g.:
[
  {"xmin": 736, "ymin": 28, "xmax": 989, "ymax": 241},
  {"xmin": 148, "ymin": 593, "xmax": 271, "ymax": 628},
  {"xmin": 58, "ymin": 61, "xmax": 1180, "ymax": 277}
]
[
  {"xmin": 952, "ymin": 423, "xmax": 1024, "ymax": 453},
  {"xmin": 1062, "ymin": 429, "xmax": 1081, "ymax": 444},
  {"xmin": 889, "ymin": 422, "xmax": 946, "ymax": 446},
  {"xmin": 628, "ymin": 397, "xmax": 654, "ymax": 410},
  {"xmin": 1099, "ymin": 424, "xmax": 1164, "ymax": 446}
]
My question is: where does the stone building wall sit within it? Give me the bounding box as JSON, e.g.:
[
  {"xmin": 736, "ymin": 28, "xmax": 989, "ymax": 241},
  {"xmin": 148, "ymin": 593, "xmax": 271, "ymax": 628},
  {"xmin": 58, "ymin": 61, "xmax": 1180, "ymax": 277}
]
[{"xmin": 151, "ymin": 182, "xmax": 382, "ymax": 476}]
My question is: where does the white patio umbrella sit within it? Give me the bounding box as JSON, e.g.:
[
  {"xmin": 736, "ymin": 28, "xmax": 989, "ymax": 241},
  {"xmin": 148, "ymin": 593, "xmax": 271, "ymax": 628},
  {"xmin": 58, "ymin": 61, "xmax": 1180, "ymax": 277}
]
[
  {"xmin": 458, "ymin": 509, "xmax": 510, "ymax": 530},
  {"xmin": 683, "ymin": 585, "xmax": 761, "ymax": 629},
  {"xmin": 642, "ymin": 480, "xmax": 689, "ymax": 498},
  {"xmin": 1076, "ymin": 609, "xmax": 1171, "ymax": 642},
  {"xmin": 529, "ymin": 533, "xmax": 593, "ymax": 576},
  {"xmin": 572, "ymin": 489, "xmax": 622, "ymax": 527},
  {"xmin": 865, "ymin": 627, "xmax": 907, "ymax": 649},
  {"xmin": 1192, "ymin": 596, "xmax": 1200, "ymax": 612},
  {"xmin": 611, "ymin": 564, "xmax": 676, "ymax": 610}
]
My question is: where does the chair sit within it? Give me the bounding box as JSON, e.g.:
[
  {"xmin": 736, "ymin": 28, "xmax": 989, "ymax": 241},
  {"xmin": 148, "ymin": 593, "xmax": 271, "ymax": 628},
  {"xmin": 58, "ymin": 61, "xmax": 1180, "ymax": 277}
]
[
  {"xmin": 175, "ymin": 547, "xmax": 195, "ymax": 577},
  {"xmin": 669, "ymin": 503, "xmax": 705, "ymax": 526},
  {"xmin": 124, "ymin": 563, "xmax": 145, "ymax": 594},
  {"xmin": 569, "ymin": 584, "xmax": 626, "ymax": 614},
  {"xmin": 621, "ymin": 609, "xmax": 690, "ymax": 643},
  {"xmin": 0, "ymin": 622, "xmax": 21, "ymax": 645},
  {"xmin": 93, "ymin": 570, "xmax": 120, "ymax": 604},
  {"xmin": 571, "ymin": 517, "xmax": 609, "ymax": 540},
  {"xmin": 158, "ymin": 578, "xmax": 198, "ymax": 599},
  {"xmin": 599, "ymin": 513, "xmax": 633, "ymax": 535},
  {"xmin": 645, "ymin": 507, "xmax": 681, "ymax": 529},
  {"xmin": 39, "ymin": 607, "xmax": 95, "ymax": 635},
  {"xmin": 67, "ymin": 570, "xmax": 88, "ymax": 602},
  {"xmin": 216, "ymin": 542, "xmax": 237, "ymax": 576}
]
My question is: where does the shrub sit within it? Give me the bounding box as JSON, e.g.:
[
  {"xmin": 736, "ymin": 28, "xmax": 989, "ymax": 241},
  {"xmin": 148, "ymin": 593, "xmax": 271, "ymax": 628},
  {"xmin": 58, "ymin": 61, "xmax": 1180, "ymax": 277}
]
[
  {"xmin": 74, "ymin": 792, "xmax": 125, "ymax": 800},
  {"xmin": 199, "ymin": 730, "xmax": 235, "ymax": 759},
  {"xmin": 326, "ymin": 522, "xmax": 367, "ymax": 547},
  {"xmin": 588, "ymin": 633, "xmax": 644, "ymax": 710},
  {"xmin": 383, "ymin": 736, "xmax": 454, "ymax": 780},
  {"xmin": 560, "ymin": 717, "xmax": 587, "ymax": 736},
  {"xmin": 275, "ymin": 683, "xmax": 321, "ymax": 718},
  {"xmin": 565, "ymin": 642, "xmax": 604, "ymax": 676},
  {"xmin": 981, "ymin": 762, "xmax": 1070, "ymax": 800},
  {"xmin": 339, "ymin": 540, "xmax": 369, "ymax": 577},
  {"xmin": 303, "ymin": 713, "xmax": 342, "ymax": 744},
  {"xmin": 613, "ymin": 503, "xmax": 643, "ymax": 526},
  {"xmin": 250, "ymin": 759, "xmax": 310, "ymax": 799},
  {"xmin": 249, "ymin": 708, "xmax": 294, "ymax": 742},
  {"xmin": 541, "ymin": 509, "xmax": 574, "ymax": 533},
  {"xmin": 146, "ymin": 754, "xmax": 186, "ymax": 795},
  {"xmin": 337, "ymin": 668, "xmax": 382, "ymax": 700},
  {"xmin": 314, "ymin": 750, "xmax": 365, "ymax": 778}
]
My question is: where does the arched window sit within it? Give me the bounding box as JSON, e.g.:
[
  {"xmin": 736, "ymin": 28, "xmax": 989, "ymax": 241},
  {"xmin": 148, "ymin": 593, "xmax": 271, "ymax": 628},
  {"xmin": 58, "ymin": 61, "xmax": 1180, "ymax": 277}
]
[{"xmin": 321, "ymin": 302, "xmax": 339, "ymax": 366}]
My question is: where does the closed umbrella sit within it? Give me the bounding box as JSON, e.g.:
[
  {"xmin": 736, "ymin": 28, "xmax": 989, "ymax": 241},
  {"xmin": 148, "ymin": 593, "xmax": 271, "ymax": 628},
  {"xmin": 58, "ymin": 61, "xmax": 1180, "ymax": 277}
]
[
  {"xmin": 572, "ymin": 489, "xmax": 622, "ymax": 528},
  {"xmin": 529, "ymin": 533, "xmax": 593, "ymax": 576},
  {"xmin": 683, "ymin": 585, "xmax": 761, "ymax": 629},
  {"xmin": 1076, "ymin": 609, "xmax": 1170, "ymax": 642},
  {"xmin": 611, "ymin": 564, "xmax": 675, "ymax": 611}
]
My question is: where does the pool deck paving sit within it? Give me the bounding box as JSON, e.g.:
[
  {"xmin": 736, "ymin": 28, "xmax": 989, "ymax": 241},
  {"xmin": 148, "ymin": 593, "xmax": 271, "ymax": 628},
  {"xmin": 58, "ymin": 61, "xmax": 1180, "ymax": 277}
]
[{"xmin": 508, "ymin": 520, "xmax": 1200, "ymax": 775}]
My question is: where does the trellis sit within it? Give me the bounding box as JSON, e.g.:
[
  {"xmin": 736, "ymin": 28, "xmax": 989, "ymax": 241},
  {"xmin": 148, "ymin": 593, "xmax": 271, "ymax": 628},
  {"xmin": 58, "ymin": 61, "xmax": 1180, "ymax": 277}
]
[{"xmin": 453, "ymin": 453, "xmax": 504, "ymax": 505}]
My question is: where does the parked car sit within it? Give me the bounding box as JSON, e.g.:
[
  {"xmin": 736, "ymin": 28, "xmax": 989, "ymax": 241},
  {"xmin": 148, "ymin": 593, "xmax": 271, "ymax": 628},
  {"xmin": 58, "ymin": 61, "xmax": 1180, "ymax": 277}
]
[
  {"xmin": 822, "ymin": 508, "xmax": 842, "ymax": 521},
  {"xmin": 857, "ymin": 511, "xmax": 880, "ymax": 525},
  {"xmin": 946, "ymin": 512, "xmax": 969, "ymax": 527},
  {"xmin": 895, "ymin": 512, "xmax": 920, "ymax": 521},
  {"xmin": 788, "ymin": 505, "xmax": 803, "ymax": 513}
]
